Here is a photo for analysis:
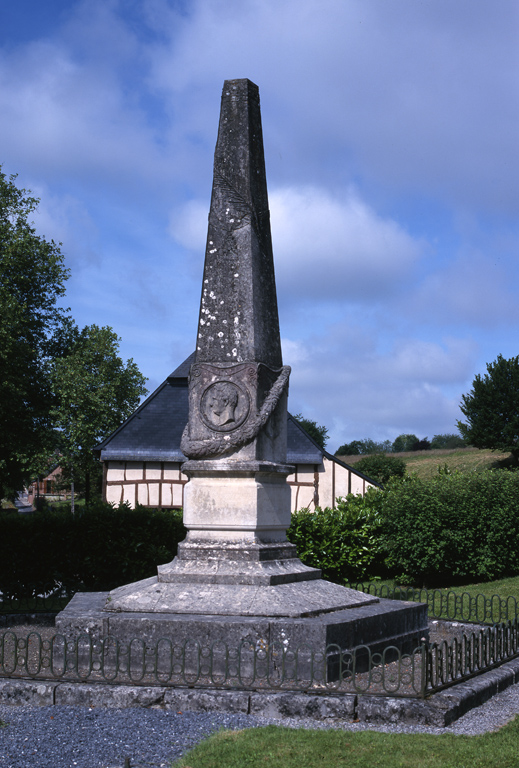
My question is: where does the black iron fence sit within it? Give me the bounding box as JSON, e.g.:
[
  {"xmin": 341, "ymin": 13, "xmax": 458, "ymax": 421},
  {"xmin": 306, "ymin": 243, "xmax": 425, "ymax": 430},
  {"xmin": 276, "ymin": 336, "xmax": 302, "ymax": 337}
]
[
  {"xmin": 2, "ymin": 619, "xmax": 519, "ymax": 698},
  {"xmin": 347, "ymin": 582, "xmax": 519, "ymax": 625}
]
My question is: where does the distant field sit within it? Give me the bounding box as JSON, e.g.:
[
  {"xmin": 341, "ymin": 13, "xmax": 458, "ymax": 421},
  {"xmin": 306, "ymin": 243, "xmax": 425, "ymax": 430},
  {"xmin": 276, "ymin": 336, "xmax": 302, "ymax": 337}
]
[{"xmin": 336, "ymin": 447, "xmax": 514, "ymax": 480}]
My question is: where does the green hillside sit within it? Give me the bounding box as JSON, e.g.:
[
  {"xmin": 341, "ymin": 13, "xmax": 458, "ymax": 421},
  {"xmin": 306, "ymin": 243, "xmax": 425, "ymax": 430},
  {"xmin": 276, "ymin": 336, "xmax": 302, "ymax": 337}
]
[{"xmin": 336, "ymin": 447, "xmax": 514, "ymax": 480}]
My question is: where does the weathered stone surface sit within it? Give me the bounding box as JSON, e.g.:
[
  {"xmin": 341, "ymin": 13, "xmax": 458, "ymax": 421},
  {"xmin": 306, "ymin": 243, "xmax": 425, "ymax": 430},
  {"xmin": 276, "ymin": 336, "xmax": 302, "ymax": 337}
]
[
  {"xmin": 164, "ymin": 689, "xmax": 250, "ymax": 713},
  {"xmin": 2, "ymin": 655, "xmax": 519, "ymax": 724},
  {"xmin": 356, "ymin": 695, "xmax": 446, "ymax": 726},
  {"xmin": 249, "ymin": 692, "xmax": 356, "ymax": 719},
  {"xmin": 55, "ymin": 683, "xmax": 166, "ymax": 708},
  {"xmin": 105, "ymin": 577, "xmax": 378, "ymax": 616},
  {"xmin": 0, "ymin": 679, "xmax": 57, "ymax": 706},
  {"xmin": 55, "ymin": 591, "xmax": 109, "ymax": 640},
  {"xmin": 178, "ymin": 467, "xmax": 293, "ymax": 541},
  {"xmin": 57, "ymin": 593, "xmax": 425, "ymax": 658},
  {"xmin": 196, "ymin": 79, "xmax": 281, "ymax": 368}
]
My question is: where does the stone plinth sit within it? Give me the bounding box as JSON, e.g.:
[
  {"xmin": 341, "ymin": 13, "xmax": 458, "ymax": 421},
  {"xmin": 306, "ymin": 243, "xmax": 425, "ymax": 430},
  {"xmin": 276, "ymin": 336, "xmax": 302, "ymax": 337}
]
[
  {"xmin": 181, "ymin": 461, "xmax": 292, "ymax": 539},
  {"xmin": 56, "ymin": 591, "xmax": 428, "ymax": 680}
]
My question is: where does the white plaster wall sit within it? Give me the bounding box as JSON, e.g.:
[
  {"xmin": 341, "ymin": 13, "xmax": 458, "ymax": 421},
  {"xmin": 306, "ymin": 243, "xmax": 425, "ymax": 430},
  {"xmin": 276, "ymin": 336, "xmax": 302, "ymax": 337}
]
[
  {"xmin": 107, "ymin": 463, "xmax": 125, "ymax": 482},
  {"xmin": 137, "ymin": 484, "xmax": 148, "ymax": 505},
  {"xmin": 106, "ymin": 484, "xmax": 122, "ymax": 505},
  {"xmin": 162, "ymin": 484, "xmax": 173, "ymax": 506},
  {"xmin": 126, "ymin": 462, "xmax": 144, "ymax": 481},
  {"xmin": 146, "ymin": 462, "xmax": 162, "ymax": 480},
  {"xmin": 122, "ymin": 484, "xmax": 136, "ymax": 507}
]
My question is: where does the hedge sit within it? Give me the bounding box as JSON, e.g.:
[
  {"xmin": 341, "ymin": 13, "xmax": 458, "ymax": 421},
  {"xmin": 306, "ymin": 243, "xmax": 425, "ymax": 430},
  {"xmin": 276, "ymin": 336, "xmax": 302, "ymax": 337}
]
[
  {"xmin": 0, "ymin": 502, "xmax": 186, "ymax": 600},
  {"xmin": 370, "ymin": 470, "xmax": 519, "ymax": 586},
  {"xmin": 287, "ymin": 498, "xmax": 386, "ymax": 583}
]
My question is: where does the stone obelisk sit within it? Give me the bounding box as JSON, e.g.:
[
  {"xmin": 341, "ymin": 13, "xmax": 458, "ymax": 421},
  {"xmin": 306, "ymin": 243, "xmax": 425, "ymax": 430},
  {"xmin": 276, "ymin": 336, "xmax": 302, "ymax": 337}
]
[
  {"xmin": 158, "ymin": 77, "xmax": 321, "ymax": 588},
  {"xmin": 57, "ymin": 81, "xmax": 427, "ymax": 659},
  {"xmin": 105, "ymin": 79, "xmax": 375, "ymax": 612}
]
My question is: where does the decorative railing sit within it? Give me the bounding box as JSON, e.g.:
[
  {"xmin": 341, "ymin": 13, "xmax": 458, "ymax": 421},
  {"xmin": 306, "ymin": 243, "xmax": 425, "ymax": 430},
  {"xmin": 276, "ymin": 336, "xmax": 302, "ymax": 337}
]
[
  {"xmin": 347, "ymin": 583, "xmax": 519, "ymax": 625},
  {"xmin": 2, "ymin": 620, "xmax": 519, "ymax": 698}
]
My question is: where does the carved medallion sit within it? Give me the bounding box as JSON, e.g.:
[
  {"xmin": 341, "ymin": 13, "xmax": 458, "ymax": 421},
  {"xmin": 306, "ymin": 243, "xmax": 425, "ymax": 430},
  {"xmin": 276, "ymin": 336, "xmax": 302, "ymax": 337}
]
[{"xmin": 200, "ymin": 380, "xmax": 250, "ymax": 433}]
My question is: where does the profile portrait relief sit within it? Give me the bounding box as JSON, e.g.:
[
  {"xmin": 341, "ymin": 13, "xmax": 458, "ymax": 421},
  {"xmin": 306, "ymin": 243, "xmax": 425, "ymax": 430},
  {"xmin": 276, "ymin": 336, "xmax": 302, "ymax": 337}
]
[{"xmin": 200, "ymin": 380, "xmax": 249, "ymax": 432}]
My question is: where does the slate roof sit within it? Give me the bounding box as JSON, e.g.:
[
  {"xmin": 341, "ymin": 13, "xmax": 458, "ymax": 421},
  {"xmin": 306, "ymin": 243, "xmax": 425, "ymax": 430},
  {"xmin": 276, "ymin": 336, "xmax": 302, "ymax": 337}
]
[{"xmin": 96, "ymin": 356, "xmax": 323, "ymax": 464}]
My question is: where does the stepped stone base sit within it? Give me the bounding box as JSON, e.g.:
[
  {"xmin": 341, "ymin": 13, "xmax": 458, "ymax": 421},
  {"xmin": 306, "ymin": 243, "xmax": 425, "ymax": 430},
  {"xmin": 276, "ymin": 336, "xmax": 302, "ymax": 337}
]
[
  {"xmin": 55, "ymin": 590, "xmax": 428, "ymax": 665},
  {"xmin": 156, "ymin": 538, "xmax": 322, "ymax": 587},
  {"xmin": 105, "ymin": 574, "xmax": 378, "ymax": 617}
]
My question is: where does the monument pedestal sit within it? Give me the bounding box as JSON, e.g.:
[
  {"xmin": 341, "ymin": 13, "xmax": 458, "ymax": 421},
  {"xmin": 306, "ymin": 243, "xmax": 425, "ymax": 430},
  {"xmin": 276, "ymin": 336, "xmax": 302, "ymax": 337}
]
[
  {"xmin": 55, "ymin": 591, "xmax": 428, "ymax": 680},
  {"xmin": 57, "ymin": 79, "xmax": 430, "ymax": 682}
]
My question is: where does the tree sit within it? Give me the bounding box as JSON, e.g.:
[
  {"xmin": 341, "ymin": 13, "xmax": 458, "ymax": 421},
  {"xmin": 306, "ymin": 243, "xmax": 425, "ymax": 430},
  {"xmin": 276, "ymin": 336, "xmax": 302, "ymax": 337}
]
[
  {"xmin": 430, "ymin": 433, "xmax": 467, "ymax": 450},
  {"xmin": 458, "ymin": 354, "xmax": 519, "ymax": 463},
  {"xmin": 335, "ymin": 438, "xmax": 392, "ymax": 456},
  {"xmin": 48, "ymin": 324, "xmax": 148, "ymax": 502},
  {"xmin": 292, "ymin": 413, "xmax": 329, "ymax": 450},
  {"xmin": 335, "ymin": 440, "xmax": 364, "ymax": 456},
  {"xmin": 0, "ymin": 168, "xmax": 70, "ymax": 498},
  {"xmin": 392, "ymin": 434, "xmax": 419, "ymax": 453},
  {"xmin": 355, "ymin": 454, "xmax": 407, "ymax": 484},
  {"xmin": 412, "ymin": 437, "xmax": 431, "ymax": 451}
]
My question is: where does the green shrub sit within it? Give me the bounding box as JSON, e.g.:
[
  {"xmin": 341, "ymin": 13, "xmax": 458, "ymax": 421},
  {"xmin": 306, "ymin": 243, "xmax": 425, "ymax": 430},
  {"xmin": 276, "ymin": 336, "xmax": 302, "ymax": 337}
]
[
  {"xmin": 355, "ymin": 454, "xmax": 406, "ymax": 484},
  {"xmin": 0, "ymin": 502, "xmax": 186, "ymax": 599},
  {"xmin": 287, "ymin": 497, "xmax": 386, "ymax": 583},
  {"xmin": 378, "ymin": 470, "xmax": 519, "ymax": 586}
]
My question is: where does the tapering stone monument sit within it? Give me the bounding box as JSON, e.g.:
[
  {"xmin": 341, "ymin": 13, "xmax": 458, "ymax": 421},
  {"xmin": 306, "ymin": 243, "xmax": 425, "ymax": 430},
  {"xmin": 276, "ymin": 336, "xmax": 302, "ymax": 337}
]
[{"xmin": 57, "ymin": 80, "xmax": 427, "ymax": 659}]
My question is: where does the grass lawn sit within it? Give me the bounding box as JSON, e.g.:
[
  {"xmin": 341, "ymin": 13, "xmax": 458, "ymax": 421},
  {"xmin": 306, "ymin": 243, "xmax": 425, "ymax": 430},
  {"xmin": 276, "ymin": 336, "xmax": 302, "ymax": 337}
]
[
  {"xmin": 366, "ymin": 575, "xmax": 519, "ymax": 602},
  {"xmin": 173, "ymin": 718, "xmax": 519, "ymax": 768},
  {"xmin": 346, "ymin": 575, "xmax": 519, "ymax": 623}
]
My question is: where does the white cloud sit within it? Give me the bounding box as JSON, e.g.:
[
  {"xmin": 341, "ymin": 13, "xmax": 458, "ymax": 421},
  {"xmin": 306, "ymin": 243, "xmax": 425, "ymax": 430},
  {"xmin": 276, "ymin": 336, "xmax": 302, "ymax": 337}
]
[
  {"xmin": 285, "ymin": 328, "xmax": 478, "ymax": 449},
  {"xmin": 147, "ymin": 0, "xmax": 519, "ymax": 215},
  {"xmin": 413, "ymin": 245, "xmax": 519, "ymax": 328},
  {"xmin": 168, "ymin": 198, "xmax": 207, "ymax": 252},
  {"xmin": 29, "ymin": 184, "xmax": 100, "ymax": 269},
  {"xmin": 270, "ymin": 186, "xmax": 424, "ymax": 302}
]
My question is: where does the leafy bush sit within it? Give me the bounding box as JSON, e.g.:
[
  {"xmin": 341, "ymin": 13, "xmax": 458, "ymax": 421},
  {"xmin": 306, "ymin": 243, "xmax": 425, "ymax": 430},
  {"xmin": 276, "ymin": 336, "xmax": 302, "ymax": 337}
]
[
  {"xmin": 292, "ymin": 414, "xmax": 328, "ymax": 449},
  {"xmin": 354, "ymin": 454, "xmax": 407, "ymax": 484},
  {"xmin": 287, "ymin": 497, "xmax": 386, "ymax": 583},
  {"xmin": 0, "ymin": 502, "xmax": 186, "ymax": 599},
  {"xmin": 430, "ymin": 433, "xmax": 467, "ymax": 450},
  {"xmin": 392, "ymin": 434, "xmax": 419, "ymax": 452},
  {"xmin": 335, "ymin": 439, "xmax": 392, "ymax": 456},
  {"xmin": 376, "ymin": 471, "xmax": 519, "ymax": 586},
  {"xmin": 412, "ymin": 438, "xmax": 431, "ymax": 451}
]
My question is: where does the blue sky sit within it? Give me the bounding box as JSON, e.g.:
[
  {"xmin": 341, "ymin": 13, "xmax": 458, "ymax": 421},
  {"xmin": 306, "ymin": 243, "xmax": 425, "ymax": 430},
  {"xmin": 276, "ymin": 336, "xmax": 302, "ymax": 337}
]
[{"xmin": 2, "ymin": 0, "xmax": 518, "ymax": 452}]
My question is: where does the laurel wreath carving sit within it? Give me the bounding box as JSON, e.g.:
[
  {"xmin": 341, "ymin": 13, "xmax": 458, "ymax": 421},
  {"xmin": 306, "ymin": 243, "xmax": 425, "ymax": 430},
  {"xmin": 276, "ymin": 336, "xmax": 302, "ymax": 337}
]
[{"xmin": 180, "ymin": 365, "xmax": 290, "ymax": 459}]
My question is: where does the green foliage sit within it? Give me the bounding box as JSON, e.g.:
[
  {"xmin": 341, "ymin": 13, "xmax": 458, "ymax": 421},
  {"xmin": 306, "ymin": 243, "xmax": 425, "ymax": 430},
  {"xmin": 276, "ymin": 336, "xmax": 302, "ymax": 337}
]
[
  {"xmin": 335, "ymin": 438, "xmax": 392, "ymax": 456},
  {"xmin": 0, "ymin": 502, "xmax": 186, "ymax": 599},
  {"xmin": 430, "ymin": 433, "xmax": 467, "ymax": 450},
  {"xmin": 0, "ymin": 168, "xmax": 70, "ymax": 498},
  {"xmin": 458, "ymin": 354, "xmax": 519, "ymax": 462},
  {"xmin": 392, "ymin": 433, "xmax": 419, "ymax": 452},
  {"xmin": 412, "ymin": 437, "xmax": 431, "ymax": 451},
  {"xmin": 354, "ymin": 454, "xmax": 407, "ymax": 484},
  {"xmin": 292, "ymin": 413, "xmax": 328, "ymax": 449},
  {"xmin": 48, "ymin": 324, "xmax": 148, "ymax": 501},
  {"xmin": 378, "ymin": 471, "xmax": 519, "ymax": 586},
  {"xmin": 287, "ymin": 497, "xmax": 385, "ymax": 583}
]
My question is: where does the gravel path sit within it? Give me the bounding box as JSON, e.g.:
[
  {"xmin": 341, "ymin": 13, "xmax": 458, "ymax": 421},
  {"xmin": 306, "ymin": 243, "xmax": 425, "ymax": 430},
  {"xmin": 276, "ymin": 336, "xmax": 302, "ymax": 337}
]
[{"xmin": 1, "ymin": 683, "xmax": 519, "ymax": 768}]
